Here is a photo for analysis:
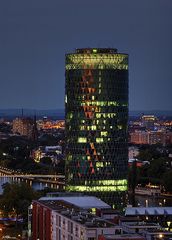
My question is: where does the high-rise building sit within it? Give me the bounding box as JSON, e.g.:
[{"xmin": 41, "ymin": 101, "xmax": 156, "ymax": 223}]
[{"xmin": 65, "ymin": 48, "xmax": 128, "ymax": 207}]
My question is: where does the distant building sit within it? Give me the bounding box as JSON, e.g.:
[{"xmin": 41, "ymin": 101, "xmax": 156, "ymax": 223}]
[
  {"xmin": 32, "ymin": 145, "xmax": 62, "ymax": 164},
  {"xmin": 37, "ymin": 119, "xmax": 65, "ymax": 130},
  {"xmin": 130, "ymin": 130, "xmax": 166, "ymax": 145},
  {"xmin": 141, "ymin": 115, "xmax": 157, "ymax": 130},
  {"xmin": 0, "ymin": 133, "xmax": 9, "ymax": 141},
  {"xmin": 128, "ymin": 146, "xmax": 139, "ymax": 160},
  {"xmin": 130, "ymin": 131, "xmax": 148, "ymax": 145},
  {"xmin": 12, "ymin": 117, "xmax": 37, "ymax": 140},
  {"xmin": 166, "ymin": 131, "xmax": 172, "ymax": 145}
]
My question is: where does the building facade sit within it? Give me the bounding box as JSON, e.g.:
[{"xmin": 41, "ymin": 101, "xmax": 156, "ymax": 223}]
[
  {"xmin": 65, "ymin": 48, "xmax": 128, "ymax": 207},
  {"xmin": 32, "ymin": 199, "xmax": 122, "ymax": 240}
]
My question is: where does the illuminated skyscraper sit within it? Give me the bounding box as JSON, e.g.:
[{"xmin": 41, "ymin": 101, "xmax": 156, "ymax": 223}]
[{"xmin": 65, "ymin": 48, "xmax": 128, "ymax": 207}]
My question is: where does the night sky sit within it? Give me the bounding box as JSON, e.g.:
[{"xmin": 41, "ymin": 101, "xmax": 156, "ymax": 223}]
[{"xmin": 0, "ymin": 0, "xmax": 172, "ymax": 111}]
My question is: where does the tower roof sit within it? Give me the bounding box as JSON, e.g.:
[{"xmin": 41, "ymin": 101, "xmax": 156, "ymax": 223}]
[{"xmin": 75, "ymin": 48, "xmax": 118, "ymax": 54}]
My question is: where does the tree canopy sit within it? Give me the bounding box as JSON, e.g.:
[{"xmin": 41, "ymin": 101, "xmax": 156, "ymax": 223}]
[{"xmin": 0, "ymin": 182, "xmax": 39, "ymax": 222}]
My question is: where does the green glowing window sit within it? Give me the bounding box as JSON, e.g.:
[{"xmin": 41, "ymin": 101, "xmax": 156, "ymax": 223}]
[
  {"xmin": 68, "ymin": 113, "xmax": 73, "ymax": 119},
  {"xmin": 91, "ymin": 208, "xmax": 96, "ymax": 214},
  {"xmin": 78, "ymin": 137, "xmax": 87, "ymax": 143},
  {"xmin": 66, "ymin": 54, "xmax": 128, "ymax": 70},
  {"xmin": 91, "ymin": 125, "xmax": 97, "ymax": 130},
  {"xmin": 96, "ymin": 162, "xmax": 104, "ymax": 167},
  {"xmin": 96, "ymin": 138, "xmax": 104, "ymax": 143},
  {"xmin": 101, "ymin": 131, "xmax": 108, "ymax": 137},
  {"xmin": 96, "ymin": 113, "xmax": 101, "ymax": 118},
  {"xmin": 80, "ymin": 126, "xmax": 85, "ymax": 130},
  {"xmin": 67, "ymin": 184, "xmax": 128, "ymax": 192},
  {"xmin": 68, "ymin": 155, "xmax": 72, "ymax": 161}
]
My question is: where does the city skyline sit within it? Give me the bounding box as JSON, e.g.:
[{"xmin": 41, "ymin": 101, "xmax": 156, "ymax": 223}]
[{"xmin": 0, "ymin": 0, "xmax": 172, "ymax": 111}]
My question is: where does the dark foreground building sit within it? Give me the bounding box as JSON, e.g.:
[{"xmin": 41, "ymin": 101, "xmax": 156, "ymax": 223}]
[{"xmin": 65, "ymin": 48, "xmax": 128, "ymax": 208}]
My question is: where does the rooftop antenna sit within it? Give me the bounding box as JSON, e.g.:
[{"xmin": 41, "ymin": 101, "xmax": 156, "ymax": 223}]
[
  {"xmin": 32, "ymin": 109, "xmax": 38, "ymax": 142},
  {"xmin": 21, "ymin": 108, "xmax": 24, "ymax": 118}
]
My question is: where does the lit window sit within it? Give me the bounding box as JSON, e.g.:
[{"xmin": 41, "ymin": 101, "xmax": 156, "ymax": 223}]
[{"xmin": 78, "ymin": 137, "xmax": 87, "ymax": 143}]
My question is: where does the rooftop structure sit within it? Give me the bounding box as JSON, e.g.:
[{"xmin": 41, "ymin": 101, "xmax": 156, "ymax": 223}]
[
  {"xmin": 125, "ymin": 207, "xmax": 172, "ymax": 216},
  {"xmin": 98, "ymin": 234, "xmax": 145, "ymax": 240},
  {"xmin": 39, "ymin": 196, "xmax": 110, "ymax": 209}
]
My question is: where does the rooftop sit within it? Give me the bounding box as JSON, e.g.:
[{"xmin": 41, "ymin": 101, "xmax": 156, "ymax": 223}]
[
  {"xmin": 75, "ymin": 48, "xmax": 118, "ymax": 54},
  {"xmin": 125, "ymin": 207, "xmax": 172, "ymax": 216},
  {"xmin": 122, "ymin": 221, "xmax": 161, "ymax": 229},
  {"xmin": 34, "ymin": 199, "xmax": 117, "ymax": 229},
  {"xmin": 39, "ymin": 196, "xmax": 110, "ymax": 209},
  {"xmin": 102, "ymin": 234, "xmax": 145, "ymax": 239}
]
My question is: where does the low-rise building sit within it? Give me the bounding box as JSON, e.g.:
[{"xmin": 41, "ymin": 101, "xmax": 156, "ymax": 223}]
[
  {"xmin": 32, "ymin": 198, "xmax": 121, "ymax": 240},
  {"xmin": 142, "ymin": 229, "xmax": 172, "ymax": 240},
  {"xmin": 125, "ymin": 207, "xmax": 172, "ymax": 231},
  {"xmin": 121, "ymin": 221, "xmax": 161, "ymax": 234}
]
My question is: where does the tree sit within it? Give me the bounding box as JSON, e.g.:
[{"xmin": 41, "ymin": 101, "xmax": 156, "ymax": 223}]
[
  {"xmin": 0, "ymin": 182, "xmax": 38, "ymax": 224},
  {"xmin": 128, "ymin": 160, "xmax": 137, "ymax": 207},
  {"xmin": 147, "ymin": 157, "xmax": 166, "ymax": 179},
  {"xmin": 162, "ymin": 170, "xmax": 172, "ymax": 193},
  {"xmin": 137, "ymin": 146, "xmax": 161, "ymax": 162},
  {"xmin": 40, "ymin": 157, "xmax": 52, "ymax": 165}
]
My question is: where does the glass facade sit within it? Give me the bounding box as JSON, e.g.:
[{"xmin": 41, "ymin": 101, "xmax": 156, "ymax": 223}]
[{"xmin": 65, "ymin": 48, "xmax": 128, "ymax": 208}]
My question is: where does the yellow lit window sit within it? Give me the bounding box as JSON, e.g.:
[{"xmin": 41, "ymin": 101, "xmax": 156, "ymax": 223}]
[
  {"xmin": 78, "ymin": 137, "xmax": 87, "ymax": 143},
  {"xmin": 96, "ymin": 138, "xmax": 104, "ymax": 143},
  {"xmin": 101, "ymin": 131, "xmax": 108, "ymax": 137}
]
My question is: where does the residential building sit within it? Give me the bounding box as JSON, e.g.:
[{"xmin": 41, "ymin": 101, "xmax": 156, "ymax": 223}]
[{"xmin": 32, "ymin": 197, "xmax": 122, "ymax": 240}]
